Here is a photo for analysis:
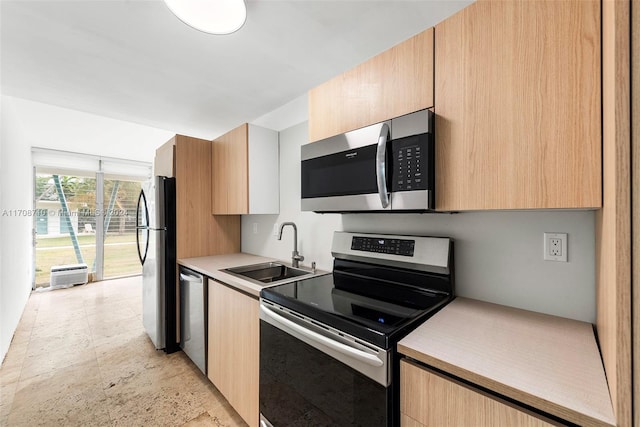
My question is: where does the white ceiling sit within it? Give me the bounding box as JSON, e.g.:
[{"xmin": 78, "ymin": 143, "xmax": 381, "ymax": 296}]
[{"xmin": 1, "ymin": 0, "xmax": 472, "ymax": 139}]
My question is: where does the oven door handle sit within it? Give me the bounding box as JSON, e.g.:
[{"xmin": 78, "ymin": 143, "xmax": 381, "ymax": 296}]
[
  {"xmin": 376, "ymin": 123, "xmax": 391, "ymax": 209},
  {"xmin": 260, "ymin": 304, "xmax": 384, "ymax": 367}
]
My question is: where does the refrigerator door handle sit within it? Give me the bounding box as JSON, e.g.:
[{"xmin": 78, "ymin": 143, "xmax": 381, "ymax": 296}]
[{"xmin": 136, "ymin": 189, "xmax": 149, "ymax": 265}]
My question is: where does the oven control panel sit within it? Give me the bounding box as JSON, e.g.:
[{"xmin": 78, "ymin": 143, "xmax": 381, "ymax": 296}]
[{"xmin": 351, "ymin": 236, "xmax": 415, "ymax": 257}]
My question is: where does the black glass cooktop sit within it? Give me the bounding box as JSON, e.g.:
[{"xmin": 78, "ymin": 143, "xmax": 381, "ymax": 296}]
[{"xmin": 260, "ymin": 263, "xmax": 451, "ymax": 349}]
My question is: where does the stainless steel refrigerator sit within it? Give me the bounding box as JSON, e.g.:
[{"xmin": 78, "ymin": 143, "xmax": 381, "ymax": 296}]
[{"xmin": 136, "ymin": 176, "xmax": 178, "ymax": 353}]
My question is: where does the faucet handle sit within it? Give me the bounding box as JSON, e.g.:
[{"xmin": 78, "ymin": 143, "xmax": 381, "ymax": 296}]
[
  {"xmin": 291, "ymin": 252, "xmax": 304, "ymax": 268},
  {"xmin": 311, "ymin": 261, "xmax": 316, "ymax": 274}
]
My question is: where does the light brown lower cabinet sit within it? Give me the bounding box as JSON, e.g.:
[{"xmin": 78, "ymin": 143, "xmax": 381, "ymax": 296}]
[
  {"xmin": 400, "ymin": 359, "xmax": 556, "ymax": 427},
  {"xmin": 207, "ymin": 279, "xmax": 259, "ymax": 427}
]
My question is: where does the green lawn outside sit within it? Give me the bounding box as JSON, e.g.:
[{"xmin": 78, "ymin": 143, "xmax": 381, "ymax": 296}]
[
  {"xmin": 36, "ymin": 233, "xmax": 136, "ymax": 248},
  {"xmin": 35, "ymin": 233, "xmax": 141, "ymax": 286}
]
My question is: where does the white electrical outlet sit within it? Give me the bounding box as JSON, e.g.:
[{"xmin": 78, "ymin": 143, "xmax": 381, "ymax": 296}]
[
  {"xmin": 252, "ymin": 223, "xmax": 258, "ymax": 234},
  {"xmin": 544, "ymin": 232, "xmax": 568, "ymax": 262},
  {"xmin": 273, "ymin": 223, "xmax": 280, "ymax": 237}
]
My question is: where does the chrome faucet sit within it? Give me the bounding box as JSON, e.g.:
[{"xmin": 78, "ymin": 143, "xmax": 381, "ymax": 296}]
[{"xmin": 278, "ymin": 222, "xmax": 304, "ymax": 268}]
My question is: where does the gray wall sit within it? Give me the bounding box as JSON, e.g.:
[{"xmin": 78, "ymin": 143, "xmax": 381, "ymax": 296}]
[{"xmin": 241, "ymin": 121, "xmax": 596, "ymax": 323}]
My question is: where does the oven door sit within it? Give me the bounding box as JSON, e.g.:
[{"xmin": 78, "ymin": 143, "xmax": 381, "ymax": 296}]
[
  {"xmin": 301, "ymin": 120, "xmax": 392, "ymax": 212},
  {"xmin": 259, "ymin": 301, "xmax": 391, "ymax": 427}
]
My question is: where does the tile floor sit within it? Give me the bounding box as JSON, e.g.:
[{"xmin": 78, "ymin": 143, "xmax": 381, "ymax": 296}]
[{"xmin": 0, "ymin": 276, "xmax": 246, "ymax": 427}]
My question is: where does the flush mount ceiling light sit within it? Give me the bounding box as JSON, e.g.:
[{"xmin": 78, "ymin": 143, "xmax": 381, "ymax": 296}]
[{"xmin": 163, "ymin": 0, "xmax": 247, "ymax": 35}]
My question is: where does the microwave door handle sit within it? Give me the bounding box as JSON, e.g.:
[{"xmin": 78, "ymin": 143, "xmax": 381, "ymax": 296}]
[{"xmin": 376, "ymin": 123, "xmax": 391, "ymax": 209}]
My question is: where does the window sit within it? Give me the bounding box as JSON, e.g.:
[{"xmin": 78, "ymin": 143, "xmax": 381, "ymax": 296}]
[{"xmin": 32, "ymin": 148, "xmax": 151, "ymax": 288}]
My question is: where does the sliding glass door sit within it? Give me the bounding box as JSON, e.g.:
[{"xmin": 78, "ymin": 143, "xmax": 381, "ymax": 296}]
[
  {"xmin": 32, "ymin": 149, "xmax": 152, "ymax": 288},
  {"xmin": 34, "ymin": 172, "xmax": 98, "ymax": 287},
  {"xmin": 102, "ymin": 178, "xmax": 142, "ymax": 279}
]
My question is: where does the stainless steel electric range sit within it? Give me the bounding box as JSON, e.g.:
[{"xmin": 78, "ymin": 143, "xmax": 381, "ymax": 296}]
[{"xmin": 259, "ymin": 231, "xmax": 454, "ymax": 427}]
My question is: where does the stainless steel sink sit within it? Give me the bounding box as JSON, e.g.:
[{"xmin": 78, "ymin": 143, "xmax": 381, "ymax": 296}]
[{"xmin": 223, "ymin": 262, "xmax": 313, "ymax": 285}]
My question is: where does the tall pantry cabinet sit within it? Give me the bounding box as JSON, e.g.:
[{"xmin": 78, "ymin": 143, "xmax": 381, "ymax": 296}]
[
  {"xmin": 154, "ymin": 135, "xmax": 241, "ymax": 347},
  {"xmin": 155, "ymin": 135, "xmax": 240, "ymax": 259}
]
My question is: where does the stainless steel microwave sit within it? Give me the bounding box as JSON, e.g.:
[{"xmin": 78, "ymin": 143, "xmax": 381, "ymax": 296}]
[{"xmin": 301, "ymin": 109, "xmax": 434, "ymax": 212}]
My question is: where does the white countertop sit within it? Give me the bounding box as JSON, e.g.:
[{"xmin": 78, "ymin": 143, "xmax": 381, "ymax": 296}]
[{"xmin": 178, "ymin": 253, "xmax": 328, "ymax": 298}]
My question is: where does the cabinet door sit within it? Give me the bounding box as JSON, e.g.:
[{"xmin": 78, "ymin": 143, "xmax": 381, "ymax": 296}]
[
  {"xmin": 212, "ymin": 124, "xmax": 249, "ymax": 214},
  {"xmin": 400, "ymin": 360, "xmax": 555, "ymax": 427},
  {"xmin": 208, "ymin": 279, "xmax": 259, "ymax": 427},
  {"xmin": 176, "ymin": 136, "xmax": 217, "ymax": 258},
  {"xmin": 435, "ymin": 0, "xmax": 601, "ymax": 210},
  {"xmin": 308, "ymin": 27, "xmax": 434, "ymax": 143}
]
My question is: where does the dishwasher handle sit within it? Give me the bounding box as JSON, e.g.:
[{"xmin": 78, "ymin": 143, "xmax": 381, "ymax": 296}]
[{"xmin": 180, "ymin": 272, "xmax": 202, "ymax": 283}]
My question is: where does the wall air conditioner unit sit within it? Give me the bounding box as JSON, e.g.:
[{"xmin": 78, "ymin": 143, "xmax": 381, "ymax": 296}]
[{"xmin": 49, "ymin": 263, "xmax": 89, "ymax": 288}]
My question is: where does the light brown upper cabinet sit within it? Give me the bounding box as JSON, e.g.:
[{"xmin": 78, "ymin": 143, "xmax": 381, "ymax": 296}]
[
  {"xmin": 308, "ymin": 27, "xmax": 434, "ymax": 143},
  {"xmin": 211, "ymin": 123, "xmax": 279, "ymax": 215},
  {"xmin": 435, "ymin": 0, "xmax": 601, "ymax": 210}
]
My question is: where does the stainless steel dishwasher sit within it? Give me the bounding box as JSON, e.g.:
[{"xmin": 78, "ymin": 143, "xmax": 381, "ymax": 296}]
[{"xmin": 179, "ymin": 266, "xmax": 207, "ymax": 374}]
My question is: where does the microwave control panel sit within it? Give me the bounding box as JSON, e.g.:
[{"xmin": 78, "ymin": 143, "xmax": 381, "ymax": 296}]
[
  {"xmin": 351, "ymin": 236, "xmax": 415, "ymax": 257},
  {"xmin": 391, "ymin": 134, "xmax": 431, "ymax": 192}
]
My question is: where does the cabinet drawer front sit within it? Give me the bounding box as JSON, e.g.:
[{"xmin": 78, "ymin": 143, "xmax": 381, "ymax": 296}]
[{"xmin": 400, "ymin": 360, "xmax": 556, "ymax": 427}]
